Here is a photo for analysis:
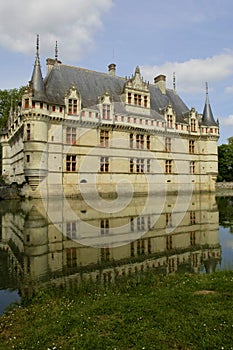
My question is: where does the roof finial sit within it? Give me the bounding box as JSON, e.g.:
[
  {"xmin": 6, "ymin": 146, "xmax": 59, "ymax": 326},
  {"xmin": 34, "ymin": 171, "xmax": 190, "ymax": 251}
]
[
  {"xmin": 55, "ymin": 40, "xmax": 58, "ymax": 61},
  {"xmin": 206, "ymin": 81, "xmax": 208, "ymax": 95},
  {"xmin": 173, "ymin": 72, "xmax": 176, "ymax": 91},
  {"xmin": 36, "ymin": 34, "xmax": 39, "ymax": 58}
]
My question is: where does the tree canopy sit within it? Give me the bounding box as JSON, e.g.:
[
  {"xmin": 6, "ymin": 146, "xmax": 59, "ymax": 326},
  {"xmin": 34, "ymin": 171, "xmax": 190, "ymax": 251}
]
[
  {"xmin": 0, "ymin": 87, "xmax": 25, "ymax": 129},
  {"xmin": 218, "ymin": 138, "xmax": 233, "ymax": 182}
]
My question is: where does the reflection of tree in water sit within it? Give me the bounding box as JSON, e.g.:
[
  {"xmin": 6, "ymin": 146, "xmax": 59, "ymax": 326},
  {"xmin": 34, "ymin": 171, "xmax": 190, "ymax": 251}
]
[{"xmin": 216, "ymin": 196, "xmax": 233, "ymax": 233}]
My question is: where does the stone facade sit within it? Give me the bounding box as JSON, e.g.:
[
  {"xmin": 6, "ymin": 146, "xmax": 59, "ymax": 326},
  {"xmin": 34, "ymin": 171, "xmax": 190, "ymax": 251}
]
[{"xmin": 1, "ymin": 38, "xmax": 219, "ymax": 198}]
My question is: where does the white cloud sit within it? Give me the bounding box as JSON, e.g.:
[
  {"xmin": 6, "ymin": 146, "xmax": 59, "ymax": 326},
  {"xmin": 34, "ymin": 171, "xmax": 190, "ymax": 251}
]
[
  {"xmin": 141, "ymin": 53, "xmax": 233, "ymax": 94},
  {"xmin": 0, "ymin": 0, "xmax": 113, "ymax": 60},
  {"xmin": 219, "ymin": 115, "xmax": 233, "ymax": 126},
  {"xmin": 225, "ymin": 86, "xmax": 233, "ymax": 94}
]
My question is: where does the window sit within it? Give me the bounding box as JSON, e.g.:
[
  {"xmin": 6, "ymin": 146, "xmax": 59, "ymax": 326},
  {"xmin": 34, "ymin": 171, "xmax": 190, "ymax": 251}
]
[
  {"xmin": 130, "ymin": 133, "xmax": 134, "ymax": 148},
  {"xmin": 60, "ymin": 106, "xmax": 63, "ymax": 113},
  {"xmin": 190, "ymin": 211, "xmax": 196, "ymax": 225},
  {"xmin": 136, "ymin": 158, "xmax": 144, "ymax": 173},
  {"xmin": 189, "ymin": 140, "xmax": 195, "ymax": 154},
  {"xmin": 144, "ymin": 96, "xmax": 148, "ymax": 108},
  {"xmin": 136, "ymin": 134, "xmax": 144, "ymax": 149},
  {"xmin": 190, "ymin": 161, "xmax": 195, "ymax": 174},
  {"xmin": 130, "ymin": 241, "xmax": 135, "ymax": 257},
  {"xmin": 100, "ymin": 130, "xmax": 109, "ymax": 147},
  {"xmin": 100, "ymin": 157, "xmax": 109, "ymax": 172},
  {"xmin": 134, "ymin": 94, "xmax": 138, "ymax": 105},
  {"xmin": 52, "ymin": 105, "xmax": 56, "ymax": 112},
  {"xmin": 166, "ymin": 213, "xmax": 172, "ymax": 228},
  {"xmin": 140, "ymin": 134, "xmax": 144, "ymax": 148},
  {"xmin": 137, "ymin": 216, "xmax": 145, "ymax": 231},
  {"xmin": 26, "ymin": 154, "xmax": 30, "ymax": 163},
  {"xmin": 100, "ymin": 219, "xmax": 109, "ymax": 235},
  {"xmin": 147, "ymin": 159, "xmax": 151, "ymax": 172},
  {"xmin": 148, "ymin": 237, "xmax": 151, "ymax": 254},
  {"xmin": 136, "ymin": 134, "xmax": 140, "ymax": 149},
  {"xmin": 167, "ymin": 115, "xmax": 173, "ymax": 128},
  {"xmin": 103, "ymin": 104, "xmax": 110, "ymax": 119},
  {"xmin": 66, "ymin": 248, "xmax": 77, "ymax": 268},
  {"xmin": 190, "ymin": 231, "xmax": 196, "ymax": 246},
  {"xmin": 68, "ymin": 99, "xmax": 78, "ymax": 115},
  {"xmin": 128, "ymin": 92, "xmax": 132, "ymax": 104},
  {"xmin": 26, "ymin": 123, "xmax": 31, "ymax": 141},
  {"xmin": 166, "ymin": 235, "xmax": 173, "ymax": 250},
  {"xmin": 130, "ymin": 158, "xmax": 134, "ymax": 173},
  {"xmin": 165, "ymin": 137, "xmax": 171, "ymax": 152},
  {"xmin": 146, "ymin": 135, "xmax": 150, "ymax": 150},
  {"xmin": 165, "ymin": 160, "xmax": 172, "ymax": 174},
  {"xmin": 40, "ymin": 102, "xmax": 43, "ymax": 109},
  {"xmin": 101, "ymin": 248, "xmax": 110, "ymax": 261},
  {"xmin": 66, "ymin": 127, "xmax": 76, "ymax": 144},
  {"xmin": 190, "ymin": 119, "xmax": 196, "ymax": 132},
  {"xmin": 24, "ymin": 98, "xmax": 29, "ymax": 109},
  {"xmin": 138, "ymin": 95, "xmax": 142, "ymax": 106},
  {"xmin": 66, "ymin": 155, "xmax": 76, "ymax": 172},
  {"xmin": 32, "ymin": 101, "xmax": 36, "ymax": 108},
  {"xmin": 130, "ymin": 217, "xmax": 134, "ymax": 232},
  {"xmin": 168, "ymin": 258, "xmax": 175, "ymax": 272},
  {"xmin": 67, "ymin": 222, "xmax": 77, "ymax": 240}
]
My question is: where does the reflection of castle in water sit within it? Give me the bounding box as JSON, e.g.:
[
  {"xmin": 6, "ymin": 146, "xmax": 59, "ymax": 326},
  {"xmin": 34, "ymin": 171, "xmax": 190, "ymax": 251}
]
[{"xmin": 0, "ymin": 193, "xmax": 221, "ymax": 294}]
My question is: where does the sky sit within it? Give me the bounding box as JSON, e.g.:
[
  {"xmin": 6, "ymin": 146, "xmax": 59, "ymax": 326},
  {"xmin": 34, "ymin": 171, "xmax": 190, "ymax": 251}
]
[{"xmin": 0, "ymin": 0, "xmax": 233, "ymax": 144}]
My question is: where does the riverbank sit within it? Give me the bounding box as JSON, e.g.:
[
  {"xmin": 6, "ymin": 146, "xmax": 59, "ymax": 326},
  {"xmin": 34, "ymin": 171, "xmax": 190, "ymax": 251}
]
[{"xmin": 0, "ymin": 271, "xmax": 233, "ymax": 350}]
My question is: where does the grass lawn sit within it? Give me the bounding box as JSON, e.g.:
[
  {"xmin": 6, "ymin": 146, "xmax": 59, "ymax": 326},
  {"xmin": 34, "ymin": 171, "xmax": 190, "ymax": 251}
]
[{"xmin": 0, "ymin": 271, "xmax": 233, "ymax": 350}]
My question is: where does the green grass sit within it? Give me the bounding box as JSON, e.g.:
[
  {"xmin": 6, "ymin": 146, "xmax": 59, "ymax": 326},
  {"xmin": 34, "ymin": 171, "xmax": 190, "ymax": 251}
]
[{"xmin": 1, "ymin": 271, "xmax": 233, "ymax": 349}]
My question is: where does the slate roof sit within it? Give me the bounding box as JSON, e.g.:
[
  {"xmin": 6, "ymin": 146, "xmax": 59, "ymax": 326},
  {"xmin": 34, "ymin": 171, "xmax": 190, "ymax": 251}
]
[
  {"xmin": 201, "ymin": 90, "xmax": 218, "ymax": 126},
  {"xmin": 31, "ymin": 59, "xmax": 216, "ymax": 126}
]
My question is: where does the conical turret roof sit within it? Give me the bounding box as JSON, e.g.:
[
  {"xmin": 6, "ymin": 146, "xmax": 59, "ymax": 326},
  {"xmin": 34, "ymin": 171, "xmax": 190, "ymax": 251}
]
[
  {"xmin": 30, "ymin": 35, "xmax": 46, "ymax": 100},
  {"xmin": 201, "ymin": 82, "xmax": 217, "ymax": 126}
]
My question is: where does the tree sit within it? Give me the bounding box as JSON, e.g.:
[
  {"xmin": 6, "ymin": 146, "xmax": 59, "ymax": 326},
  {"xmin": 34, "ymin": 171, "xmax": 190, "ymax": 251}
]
[
  {"xmin": 0, "ymin": 87, "xmax": 25, "ymax": 129},
  {"xmin": 218, "ymin": 138, "xmax": 233, "ymax": 182}
]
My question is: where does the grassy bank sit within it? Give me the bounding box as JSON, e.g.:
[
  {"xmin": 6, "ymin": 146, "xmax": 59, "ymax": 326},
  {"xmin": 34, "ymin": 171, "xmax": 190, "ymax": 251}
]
[{"xmin": 1, "ymin": 271, "xmax": 233, "ymax": 350}]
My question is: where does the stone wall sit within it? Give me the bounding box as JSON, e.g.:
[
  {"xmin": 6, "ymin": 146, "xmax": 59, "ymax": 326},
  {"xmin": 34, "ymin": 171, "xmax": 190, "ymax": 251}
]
[{"xmin": 216, "ymin": 182, "xmax": 233, "ymax": 189}]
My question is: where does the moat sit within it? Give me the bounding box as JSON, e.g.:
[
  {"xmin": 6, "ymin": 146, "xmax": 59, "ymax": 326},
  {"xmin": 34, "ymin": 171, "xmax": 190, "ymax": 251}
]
[{"xmin": 0, "ymin": 192, "xmax": 233, "ymax": 315}]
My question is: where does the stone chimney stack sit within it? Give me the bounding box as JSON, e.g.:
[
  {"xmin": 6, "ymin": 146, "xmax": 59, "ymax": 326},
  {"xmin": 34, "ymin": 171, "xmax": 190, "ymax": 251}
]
[
  {"xmin": 154, "ymin": 74, "xmax": 166, "ymax": 94},
  {"xmin": 108, "ymin": 63, "xmax": 116, "ymax": 76},
  {"xmin": 46, "ymin": 58, "xmax": 62, "ymax": 75}
]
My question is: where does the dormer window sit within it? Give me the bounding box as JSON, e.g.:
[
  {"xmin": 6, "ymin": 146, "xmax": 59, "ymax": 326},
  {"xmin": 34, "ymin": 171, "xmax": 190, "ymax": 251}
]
[
  {"xmin": 167, "ymin": 115, "xmax": 173, "ymax": 128},
  {"xmin": 103, "ymin": 104, "xmax": 110, "ymax": 119},
  {"xmin": 25, "ymin": 98, "xmax": 29, "ymax": 109},
  {"xmin": 191, "ymin": 119, "xmax": 196, "ymax": 132},
  {"xmin": 68, "ymin": 99, "xmax": 78, "ymax": 115}
]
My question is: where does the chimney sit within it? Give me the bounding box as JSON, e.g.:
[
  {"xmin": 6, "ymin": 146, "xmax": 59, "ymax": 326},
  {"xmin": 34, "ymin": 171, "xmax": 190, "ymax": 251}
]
[
  {"xmin": 154, "ymin": 74, "xmax": 166, "ymax": 94},
  {"xmin": 108, "ymin": 63, "xmax": 116, "ymax": 76},
  {"xmin": 46, "ymin": 58, "xmax": 62, "ymax": 75}
]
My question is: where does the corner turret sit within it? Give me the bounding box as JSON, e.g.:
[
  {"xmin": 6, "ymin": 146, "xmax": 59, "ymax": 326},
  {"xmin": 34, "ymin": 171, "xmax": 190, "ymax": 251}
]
[{"xmin": 201, "ymin": 82, "xmax": 217, "ymax": 126}]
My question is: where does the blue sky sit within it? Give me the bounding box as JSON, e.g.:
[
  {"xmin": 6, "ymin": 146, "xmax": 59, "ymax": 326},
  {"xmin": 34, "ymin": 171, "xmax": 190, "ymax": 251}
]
[{"xmin": 0, "ymin": 0, "xmax": 233, "ymax": 144}]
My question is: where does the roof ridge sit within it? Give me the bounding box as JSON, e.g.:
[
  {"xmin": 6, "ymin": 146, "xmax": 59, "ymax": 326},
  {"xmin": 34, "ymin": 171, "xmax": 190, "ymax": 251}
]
[{"xmin": 60, "ymin": 63, "xmax": 126, "ymax": 80}]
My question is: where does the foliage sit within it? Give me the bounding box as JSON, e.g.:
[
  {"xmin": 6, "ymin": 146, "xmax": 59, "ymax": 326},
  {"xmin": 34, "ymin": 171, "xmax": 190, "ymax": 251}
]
[
  {"xmin": 1, "ymin": 271, "xmax": 233, "ymax": 349},
  {"xmin": 0, "ymin": 87, "xmax": 25, "ymax": 129},
  {"xmin": 217, "ymin": 196, "xmax": 233, "ymax": 233},
  {"xmin": 217, "ymin": 138, "xmax": 233, "ymax": 182}
]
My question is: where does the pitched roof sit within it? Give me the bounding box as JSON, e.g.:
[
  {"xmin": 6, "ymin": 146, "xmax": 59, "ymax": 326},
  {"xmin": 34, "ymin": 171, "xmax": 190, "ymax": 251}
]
[{"xmin": 42, "ymin": 63, "xmax": 189, "ymax": 122}]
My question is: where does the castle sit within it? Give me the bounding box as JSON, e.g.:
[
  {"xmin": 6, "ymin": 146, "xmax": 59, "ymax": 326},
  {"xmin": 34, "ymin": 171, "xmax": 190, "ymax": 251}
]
[{"xmin": 1, "ymin": 37, "xmax": 219, "ymax": 198}]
